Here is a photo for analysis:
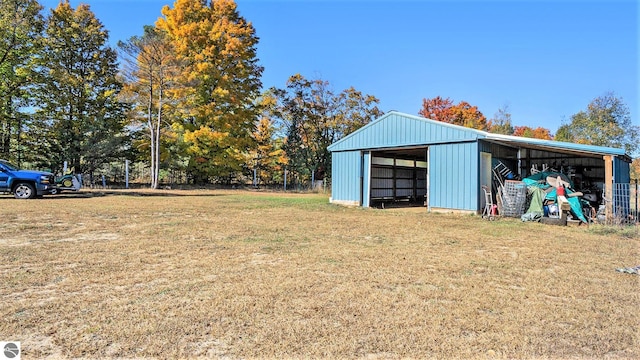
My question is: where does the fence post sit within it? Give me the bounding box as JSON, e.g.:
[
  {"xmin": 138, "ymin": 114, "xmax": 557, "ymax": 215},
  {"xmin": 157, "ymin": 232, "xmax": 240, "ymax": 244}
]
[
  {"xmin": 253, "ymin": 168, "xmax": 257, "ymax": 187},
  {"xmin": 635, "ymin": 179, "xmax": 640, "ymax": 222}
]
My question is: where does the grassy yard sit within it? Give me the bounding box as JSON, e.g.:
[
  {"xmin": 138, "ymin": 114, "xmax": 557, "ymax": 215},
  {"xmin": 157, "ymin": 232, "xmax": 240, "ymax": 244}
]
[{"xmin": 0, "ymin": 189, "xmax": 638, "ymax": 359}]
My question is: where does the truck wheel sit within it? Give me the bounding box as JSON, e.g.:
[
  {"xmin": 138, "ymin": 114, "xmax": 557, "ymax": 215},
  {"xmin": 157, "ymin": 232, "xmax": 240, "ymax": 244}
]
[{"xmin": 13, "ymin": 182, "xmax": 36, "ymax": 199}]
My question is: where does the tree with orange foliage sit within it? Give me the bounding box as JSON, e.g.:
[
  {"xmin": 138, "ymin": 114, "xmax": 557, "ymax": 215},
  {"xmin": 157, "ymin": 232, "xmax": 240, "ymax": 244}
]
[
  {"xmin": 513, "ymin": 126, "xmax": 552, "ymax": 140},
  {"xmin": 419, "ymin": 96, "xmax": 487, "ymax": 130},
  {"xmin": 532, "ymin": 127, "xmax": 552, "ymax": 140},
  {"xmin": 449, "ymin": 101, "xmax": 487, "ymax": 130},
  {"xmin": 418, "ymin": 96, "xmax": 453, "ymax": 122}
]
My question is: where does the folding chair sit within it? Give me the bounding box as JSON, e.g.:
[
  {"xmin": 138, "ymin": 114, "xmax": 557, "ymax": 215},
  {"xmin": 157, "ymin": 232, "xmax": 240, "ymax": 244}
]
[{"xmin": 482, "ymin": 185, "xmax": 494, "ymax": 220}]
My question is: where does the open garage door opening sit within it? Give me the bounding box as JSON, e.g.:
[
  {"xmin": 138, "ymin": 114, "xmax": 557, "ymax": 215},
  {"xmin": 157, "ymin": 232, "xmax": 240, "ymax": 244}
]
[{"xmin": 369, "ymin": 148, "xmax": 428, "ymax": 208}]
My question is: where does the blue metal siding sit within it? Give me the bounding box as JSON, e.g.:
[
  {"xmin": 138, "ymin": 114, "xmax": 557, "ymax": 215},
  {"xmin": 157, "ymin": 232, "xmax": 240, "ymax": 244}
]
[
  {"xmin": 428, "ymin": 142, "xmax": 479, "ymax": 211},
  {"xmin": 614, "ymin": 156, "xmax": 631, "ymax": 183},
  {"xmin": 331, "ymin": 150, "xmax": 362, "ymax": 204},
  {"xmin": 478, "ymin": 140, "xmax": 492, "ymax": 153},
  {"xmin": 329, "ymin": 112, "xmax": 481, "ymax": 152}
]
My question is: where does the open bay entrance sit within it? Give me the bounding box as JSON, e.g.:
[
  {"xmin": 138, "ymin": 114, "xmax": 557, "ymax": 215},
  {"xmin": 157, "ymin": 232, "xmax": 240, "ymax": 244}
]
[{"xmin": 370, "ymin": 148, "xmax": 428, "ymax": 208}]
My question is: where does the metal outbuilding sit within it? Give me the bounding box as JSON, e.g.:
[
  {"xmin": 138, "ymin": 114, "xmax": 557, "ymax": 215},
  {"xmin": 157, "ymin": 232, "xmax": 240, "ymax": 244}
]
[{"xmin": 328, "ymin": 111, "xmax": 632, "ymax": 213}]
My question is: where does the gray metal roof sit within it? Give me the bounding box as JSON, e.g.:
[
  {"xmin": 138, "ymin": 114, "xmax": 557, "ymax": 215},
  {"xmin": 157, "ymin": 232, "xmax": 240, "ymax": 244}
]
[{"xmin": 482, "ymin": 132, "xmax": 629, "ymax": 158}]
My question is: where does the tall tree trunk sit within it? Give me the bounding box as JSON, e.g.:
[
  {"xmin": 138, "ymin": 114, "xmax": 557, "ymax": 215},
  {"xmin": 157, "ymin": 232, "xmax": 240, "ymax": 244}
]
[
  {"xmin": 148, "ymin": 75, "xmax": 156, "ymax": 189},
  {"xmin": 15, "ymin": 112, "xmax": 22, "ymax": 165},
  {"xmin": 154, "ymin": 83, "xmax": 162, "ymax": 189}
]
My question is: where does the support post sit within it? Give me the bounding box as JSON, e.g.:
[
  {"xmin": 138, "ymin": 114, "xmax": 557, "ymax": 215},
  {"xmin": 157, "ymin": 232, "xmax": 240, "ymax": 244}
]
[
  {"xmin": 392, "ymin": 157, "xmax": 397, "ymax": 201},
  {"xmin": 604, "ymin": 155, "xmax": 613, "ymax": 223}
]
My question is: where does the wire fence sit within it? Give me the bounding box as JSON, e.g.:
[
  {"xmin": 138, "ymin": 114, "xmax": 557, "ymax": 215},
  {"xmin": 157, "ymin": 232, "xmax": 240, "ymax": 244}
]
[{"xmin": 605, "ymin": 180, "xmax": 639, "ymax": 225}]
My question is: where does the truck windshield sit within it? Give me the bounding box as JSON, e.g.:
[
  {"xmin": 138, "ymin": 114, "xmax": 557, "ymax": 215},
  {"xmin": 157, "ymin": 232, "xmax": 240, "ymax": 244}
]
[{"xmin": 0, "ymin": 160, "xmax": 19, "ymax": 171}]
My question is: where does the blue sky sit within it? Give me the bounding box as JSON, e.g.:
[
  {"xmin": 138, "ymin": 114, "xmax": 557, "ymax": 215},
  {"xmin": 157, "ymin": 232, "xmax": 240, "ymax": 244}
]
[{"xmin": 41, "ymin": 0, "xmax": 638, "ymax": 134}]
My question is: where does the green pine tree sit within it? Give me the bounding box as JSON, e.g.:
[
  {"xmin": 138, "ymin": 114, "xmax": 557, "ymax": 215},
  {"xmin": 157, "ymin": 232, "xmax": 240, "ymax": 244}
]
[
  {"xmin": 34, "ymin": 0, "xmax": 128, "ymax": 174},
  {"xmin": 0, "ymin": 0, "xmax": 44, "ymax": 165}
]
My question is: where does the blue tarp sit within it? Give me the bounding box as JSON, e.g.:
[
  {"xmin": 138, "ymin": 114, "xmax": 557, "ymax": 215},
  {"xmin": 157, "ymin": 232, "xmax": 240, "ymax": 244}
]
[{"xmin": 522, "ymin": 172, "xmax": 586, "ymax": 223}]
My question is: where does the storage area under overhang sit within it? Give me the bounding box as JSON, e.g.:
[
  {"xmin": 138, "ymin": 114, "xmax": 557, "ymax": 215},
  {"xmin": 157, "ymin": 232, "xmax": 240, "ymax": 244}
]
[
  {"xmin": 486, "ymin": 140, "xmax": 628, "ymax": 186},
  {"xmin": 481, "ymin": 138, "xmax": 632, "ymax": 220}
]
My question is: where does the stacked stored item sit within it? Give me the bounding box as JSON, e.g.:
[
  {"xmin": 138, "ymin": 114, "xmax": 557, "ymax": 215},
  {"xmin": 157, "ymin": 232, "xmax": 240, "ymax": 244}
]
[{"xmin": 500, "ymin": 180, "xmax": 528, "ymax": 217}]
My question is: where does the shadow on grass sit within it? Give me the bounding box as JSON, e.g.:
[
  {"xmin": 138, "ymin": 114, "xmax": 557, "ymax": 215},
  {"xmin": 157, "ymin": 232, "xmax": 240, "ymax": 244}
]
[{"xmin": 35, "ymin": 190, "xmax": 231, "ymax": 199}]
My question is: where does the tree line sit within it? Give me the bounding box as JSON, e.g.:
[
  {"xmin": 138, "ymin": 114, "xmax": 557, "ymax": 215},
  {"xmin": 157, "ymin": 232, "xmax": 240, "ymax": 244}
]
[{"xmin": 1, "ymin": 0, "xmax": 637, "ymax": 187}]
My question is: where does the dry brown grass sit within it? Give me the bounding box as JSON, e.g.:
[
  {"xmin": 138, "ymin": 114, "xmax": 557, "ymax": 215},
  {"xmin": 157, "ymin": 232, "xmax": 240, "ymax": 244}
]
[{"xmin": 0, "ymin": 189, "xmax": 638, "ymax": 359}]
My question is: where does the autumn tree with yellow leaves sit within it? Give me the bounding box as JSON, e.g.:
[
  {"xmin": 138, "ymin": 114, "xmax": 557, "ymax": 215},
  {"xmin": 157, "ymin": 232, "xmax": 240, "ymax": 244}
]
[
  {"xmin": 249, "ymin": 115, "xmax": 287, "ymax": 186},
  {"xmin": 156, "ymin": 0, "xmax": 263, "ymax": 184}
]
